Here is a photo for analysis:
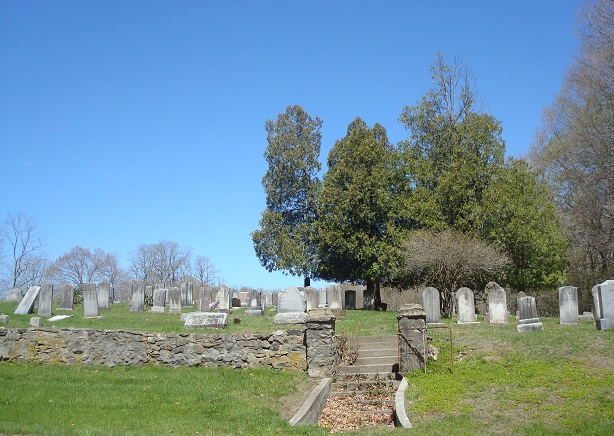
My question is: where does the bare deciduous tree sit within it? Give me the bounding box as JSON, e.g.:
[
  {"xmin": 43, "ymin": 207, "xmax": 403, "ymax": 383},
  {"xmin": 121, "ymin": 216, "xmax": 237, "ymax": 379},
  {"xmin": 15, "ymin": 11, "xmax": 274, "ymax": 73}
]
[
  {"xmin": 400, "ymin": 229, "xmax": 510, "ymax": 317},
  {"xmin": 193, "ymin": 255, "xmax": 219, "ymax": 287},
  {"xmin": 50, "ymin": 246, "xmax": 110, "ymax": 288},
  {"xmin": 129, "ymin": 241, "xmax": 191, "ymax": 287},
  {"xmin": 0, "ymin": 211, "xmax": 47, "ymax": 288}
]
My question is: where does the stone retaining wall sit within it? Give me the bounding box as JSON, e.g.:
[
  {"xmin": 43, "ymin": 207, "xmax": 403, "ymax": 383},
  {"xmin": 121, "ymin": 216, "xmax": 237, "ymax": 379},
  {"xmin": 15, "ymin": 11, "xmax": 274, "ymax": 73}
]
[{"xmin": 0, "ymin": 316, "xmax": 339, "ymax": 376}]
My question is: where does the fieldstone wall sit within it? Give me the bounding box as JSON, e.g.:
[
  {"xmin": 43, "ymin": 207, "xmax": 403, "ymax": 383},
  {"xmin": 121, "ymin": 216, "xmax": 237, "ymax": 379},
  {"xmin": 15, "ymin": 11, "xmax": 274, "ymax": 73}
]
[{"xmin": 0, "ymin": 318, "xmax": 339, "ymax": 377}]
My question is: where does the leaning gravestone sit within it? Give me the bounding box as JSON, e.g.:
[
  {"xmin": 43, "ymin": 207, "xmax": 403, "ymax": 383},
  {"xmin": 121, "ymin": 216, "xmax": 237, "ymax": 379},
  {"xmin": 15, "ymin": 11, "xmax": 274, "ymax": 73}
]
[
  {"xmin": 486, "ymin": 282, "xmax": 508, "ymax": 324},
  {"xmin": 14, "ymin": 286, "xmax": 41, "ymax": 315},
  {"xmin": 422, "ymin": 287, "xmax": 441, "ymax": 324},
  {"xmin": 151, "ymin": 288, "xmax": 166, "ymax": 313},
  {"xmin": 168, "ymin": 287, "xmax": 182, "ymax": 313},
  {"xmin": 6, "ymin": 288, "xmax": 22, "ymax": 302},
  {"xmin": 58, "ymin": 283, "xmax": 74, "ymax": 310},
  {"xmin": 591, "ymin": 280, "xmax": 614, "ymax": 331},
  {"xmin": 38, "ymin": 283, "xmax": 53, "ymax": 317},
  {"xmin": 98, "ymin": 282, "xmax": 111, "ymax": 311},
  {"xmin": 130, "ymin": 283, "xmax": 145, "ymax": 312},
  {"xmin": 278, "ymin": 286, "xmax": 306, "ymax": 313},
  {"xmin": 83, "ymin": 283, "xmax": 100, "ymax": 318},
  {"xmin": 559, "ymin": 286, "xmax": 579, "ymax": 325},
  {"xmin": 184, "ymin": 312, "xmax": 228, "ymax": 328},
  {"xmin": 456, "ymin": 287, "xmax": 478, "ymax": 324},
  {"xmin": 517, "ymin": 295, "xmax": 543, "ymax": 332}
]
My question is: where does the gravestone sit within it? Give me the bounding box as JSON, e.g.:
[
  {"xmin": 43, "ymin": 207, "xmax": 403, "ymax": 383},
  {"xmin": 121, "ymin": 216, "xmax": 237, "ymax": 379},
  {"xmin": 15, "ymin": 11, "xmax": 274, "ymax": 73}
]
[
  {"xmin": 344, "ymin": 290, "xmax": 356, "ymax": 310},
  {"xmin": 327, "ymin": 285, "xmax": 342, "ymax": 311},
  {"xmin": 198, "ymin": 286, "xmax": 212, "ymax": 312},
  {"xmin": 83, "ymin": 283, "xmax": 100, "ymax": 318},
  {"xmin": 273, "ymin": 312, "xmax": 308, "ymax": 324},
  {"xmin": 216, "ymin": 285, "xmax": 231, "ymax": 311},
  {"xmin": 271, "ymin": 291, "xmax": 279, "ymax": 310},
  {"xmin": 38, "ymin": 283, "xmax": 53, "ymax": 317},
  {"xmin": 168, "ymin": 287, "xmax": 182, "ymax": 313},
  {"xmin": 456, "ymin": 287, "xmax": 478, "ymax": 324},
  {"xmin": 517, "ymin": 295, "xmax": 543, "ymax": 332},
  {"xmin": 591, "ymin": 280, "xmax": 614, "ymax": 331},
  {"xmin": 239, "ymin": 290, "xmax": 250, "ymax": 306},
  {"xmin": 130, "ymin": 283, "xmax": 145, "ymax": 312},
  {"xmin": 486, "ymin": 282, "xmax": 508, "ymax": 324},
  {"xmin": 318, "ymin": 289, "xmax": 327, "ymax": 308},
  {"xmin": 58, "ymin": 283, "xmax": 74, "ymax": 310},
  {"xmin": 245, "ymin": 289, "xmax": 264, "ymax": 316},
  {"xmin": 6, "ymin": 288, "xmax": 22, "ymax": 302},
  {"xmin": 278, "ymin": 286, "xmax": 306, "ymax": 313},
  {"xmin": 30, "ymin": 316, "xmax": 42, "ymax": 327},
  {"xmin": 264, "ymin": 292, "xmax": 273, "ymax": 307},
  {"xmin": 0, "ymin": 314, "xmax": 8, "ymax": 324},
  {"xmin": 559, "ymin": 286, "xmax": 579, "ymax": 325},
  {"xmin": 422, "ymin": 287, "xmax": 441, "ymax": 324},
  {"xmin": 187, "ymin": 282, "xmax": 194, "ymax": 307},
  {"xmin": 151, "ymin": 288, "xmax": 166, "ymax": 313},
  {"xmin": 184, "ymin": 312, "xmax": 228, "ymax": 328},
  {"xmin": 14, "ymin": 286, "xmax": 41, "ymax": 315},
  {"xmin": 305, "ymin": 287, "xmax": 319, "ymax": 311},
  {"xmin": 180, "ymin": 283, "xmax": 189, "ymax": 307},
  {"xmin": 397, "ymin": 304, "xmax": 427, "ymax": 373},
  {"xmin": 98, "ymin": 282, "xmax": 111, "ymax": 311}
]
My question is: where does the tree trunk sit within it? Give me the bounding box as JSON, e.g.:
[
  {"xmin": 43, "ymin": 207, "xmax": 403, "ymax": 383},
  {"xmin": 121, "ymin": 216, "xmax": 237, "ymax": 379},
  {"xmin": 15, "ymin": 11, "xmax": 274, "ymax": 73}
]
[
  {"xmin": 441, "ymin": 288, "xmax": 454, "ymax": 318},
  {"xmin": 374, "ymin": 281, "xmax": 382, "ymax": 311}
]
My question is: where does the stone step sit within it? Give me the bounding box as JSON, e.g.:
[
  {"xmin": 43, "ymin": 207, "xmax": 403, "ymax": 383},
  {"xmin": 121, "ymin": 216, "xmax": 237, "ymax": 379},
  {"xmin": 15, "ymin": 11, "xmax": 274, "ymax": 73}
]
[
  {"xmin": 332, "ymin": 379, "xmax": 399, "ymax": 390},
  {"xmin": 358, "ymin": 348, "xmax": 397, "ymax": 358},
  {"xmin": 355, "ymin": 335, "xmax": 398, "ymax": 348},
  {"xmin": 338, "ymin": 362, "xmax": 399, "ymax": 374},
  {"xmin": 355, "ymin": 355, "xmax": 397, "ymax": 365}
]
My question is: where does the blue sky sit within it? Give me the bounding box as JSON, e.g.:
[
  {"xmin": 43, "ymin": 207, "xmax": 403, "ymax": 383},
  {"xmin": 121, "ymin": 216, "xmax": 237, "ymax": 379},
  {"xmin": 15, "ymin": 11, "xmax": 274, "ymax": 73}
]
[{"xmin": 1, "ymin": 1, "xmax": 581, "ymax": 290}]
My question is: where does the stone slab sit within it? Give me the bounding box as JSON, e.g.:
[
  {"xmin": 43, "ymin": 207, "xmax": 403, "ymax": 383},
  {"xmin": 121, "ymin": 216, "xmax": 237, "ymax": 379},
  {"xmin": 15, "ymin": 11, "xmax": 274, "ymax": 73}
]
[
  {"xmin": 48, "ymin": 315, "xmax": 72, "ymax": 322},
  {"xmin": 517, "ymin": 322, "xmax": 544, "ymax": 332},
  {"xmin": 14, "ymin": 286, "xmax": 40, "ymax": 315},
  {"xmin": 30, "ymin": 316, "xmax": 42, "ymax": 327},
  {"xmin": 0, "ymin": 314, "xmax": 8, "ymax": 324},
  {"xmin": 184, "ymin": 312, "xmax": 228, "ymax": 328},
  {"xmin": 273, "ymin": 312, "xmax": 308, "ymax": 325}
]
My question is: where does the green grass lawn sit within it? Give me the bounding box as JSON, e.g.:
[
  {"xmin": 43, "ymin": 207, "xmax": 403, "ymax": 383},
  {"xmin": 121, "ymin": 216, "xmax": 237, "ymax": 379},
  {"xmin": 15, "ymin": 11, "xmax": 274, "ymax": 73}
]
[{"xmin": 1, "ymin": 303, "xmax": 613, "ymax": 435}]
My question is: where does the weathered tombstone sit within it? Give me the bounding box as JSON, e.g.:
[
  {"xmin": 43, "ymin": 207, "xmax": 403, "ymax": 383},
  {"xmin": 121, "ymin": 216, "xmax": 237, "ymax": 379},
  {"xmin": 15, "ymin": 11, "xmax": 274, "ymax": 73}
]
[
  {"xmin": 264, "ymin": 292, "xmax": 273, "ymax": 307},
  {"xmin": 82, "ymin": 283, "xmax": 100, "ymax": 318},
  {"xmin": 187, "ymin": 282, "xmax": 194, "ymax": 307},
  {"xmin": 327, "ymin": 285, "xmax": 342, "ymax": 311},
  {"xmin": 231, "ymin": 297, "xmax": 242, "ymax": 308},
  {"xmin": 184, "ymin": 312, "xmax": 228, "ymax": 328},
  {"xmin": 180, "ymin": 283, "xmax": 189, "ymax": 308},
  {"xmin": 130, "ymin": 282, "xmax": 145, "ymax": 312},
  {"xmin": 278, "ymin": 286, "xmax": 306, "ymax": 313},
  {"xmin": 145, "ymin": 285, "xmax": 154, "ymax": 302},
  {"xmin": 456, "ymin": 287, "xmax": 478, "ymax": 324},
  {"xmin": 14, "ymin": 286, "xmax": 41, "ymax": 315},
  {"xmin": 397, "ymin": 304, "xmax": 427, "ymax": 373},
  {"xmin": 0, "ymin": 314, "xmax": 8, "ymax": 324},
  {"xmin": 38, "ymin": 283, "xmax": 53, "ymax": 317},
  {"xmin": 239, "ymin": 290, "xmax": 250, "ymax": 307},
  {"xmin": 305, "ymin": 287, "xmax": 319, "ymax": 311},
  {"xmin": 58, "ymin": 283, "xmax": 74, "ymax": 310},
  {"xmin": 559, "ymin": 286, "xmax": 579, "ymax": 325},
  {"xmin": 151, "ymin": 288, "xmax": 166, "ymax": 313},
  {"xmin": 486, "ymin": 282, "xmax": 508, "ymax": 324},
  {"xmin": 591, "ymin": 280, "xmax": 614, "ymax": 331},
  {"xmin": 245, "ymin": 289, "xmax": 264, "ymax": 316},
  {"xmin": 198, "ymin": 286, "xmax": 212, "ymax": 312},
  {"xmin": 318, "ymin": 289, "xmax": 327, "ymax": 308},
  {"xmin": 30, "ymin": 316, "xmax": 42, "ymax": 327},
  {"xmin": 344, "ymin": 290, "xmax": 356, "ymax": 310},
  {"xmin": 98, "ymin": 282, "xmax": 111, "ymax": 311},
  {"xmin": 6, "ymin": 288, "xmax": 22, "ymax": 302},
  {"xmin": 517, "ymin": 295, "xmax": 543, "ymax": 332},
  {"xmin": 216, "ymin": 285, "xmax": 231, "ymax": 311},
  {"xmin": 422, "ymin": 287, "xmax": 441, "ymax": 324},
  {"xmin": 271, "ymin": 291, "xmax": 279, "ymax": 310},
  {"xmin": 168, "ymin": 287, "xmax": 182, "ymax": 313}
]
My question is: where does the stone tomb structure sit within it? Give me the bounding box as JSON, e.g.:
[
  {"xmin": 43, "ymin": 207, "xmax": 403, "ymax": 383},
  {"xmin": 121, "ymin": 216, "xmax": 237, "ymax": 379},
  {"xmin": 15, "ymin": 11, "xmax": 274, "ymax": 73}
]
[
  {"xmin": 151, "ymin": 288, "xmax": 166, "ymax": 313},
  {"xmin": 591, "ymin": 280, "xmax": 614, "ymax": 331},
  {"xmin": 58, "ymin": 283, "xmax": 74, "ymax": 310},
  {"xmin": 486, "ymin": 282, "xmax": 508, "ymax": 324},
  {"xmin": 82, "ymin": 283, "xmax": 100, "ymax": 318},
  {"xmin": 456, "ymin": 287, "xmax": 479, "ymax": 324},
  {"xmin": 14, "ymin": 286, "xmax": 41, "ymax": 315},
  {"xmin": 559, "ymin": 286, "xmax": 579, "ymax": 325},
  {"xmin": 422, "ymin": 287, "xmax": 441, "ymax": 324},
  {"xmin": 38, "ymin": 283, "xmax": 53, "ymax": 317},
  {"xmin": 517, "ymin": 295, "xmax": 544, "ymax": 332}
]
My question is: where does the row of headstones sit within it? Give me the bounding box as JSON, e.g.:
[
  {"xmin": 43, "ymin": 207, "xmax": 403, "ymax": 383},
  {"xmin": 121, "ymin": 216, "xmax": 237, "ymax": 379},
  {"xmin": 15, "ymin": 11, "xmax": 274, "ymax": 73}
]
[{"xmin": 421, "ymin": 280, "xmax": 614, "ymax": 331}]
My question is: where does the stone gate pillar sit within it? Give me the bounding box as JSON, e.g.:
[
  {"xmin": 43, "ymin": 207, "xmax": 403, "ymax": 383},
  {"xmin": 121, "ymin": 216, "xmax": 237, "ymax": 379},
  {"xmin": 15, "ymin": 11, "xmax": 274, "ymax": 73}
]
[
  {"xmin": 397, "ymin": 304, "xmax": 427, "ymax": 374},
  {"xmin": 305, "ymin": 315, "xmax": 339, "ymax": 377}
]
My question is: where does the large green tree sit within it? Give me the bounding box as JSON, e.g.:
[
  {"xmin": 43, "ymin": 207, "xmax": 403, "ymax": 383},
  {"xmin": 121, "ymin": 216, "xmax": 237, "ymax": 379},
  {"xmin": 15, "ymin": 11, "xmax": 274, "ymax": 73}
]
[
  {"xmin": 315, "ymin": 118, "xmax": 402, "ymax": 308},
  {"xmin": 530, "ymin": 0, "xmax": 614, "ymax": 289},
  {"xmin": 252, "ymin": 105, "xmax": 322, "ymax": 285}
]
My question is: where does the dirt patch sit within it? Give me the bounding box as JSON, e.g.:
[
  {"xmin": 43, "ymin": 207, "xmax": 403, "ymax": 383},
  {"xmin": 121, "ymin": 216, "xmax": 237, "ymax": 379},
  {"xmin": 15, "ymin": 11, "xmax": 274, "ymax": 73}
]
[{"xmin": 277, "ymin": 375, "xmax": 321, "ymax": 421}]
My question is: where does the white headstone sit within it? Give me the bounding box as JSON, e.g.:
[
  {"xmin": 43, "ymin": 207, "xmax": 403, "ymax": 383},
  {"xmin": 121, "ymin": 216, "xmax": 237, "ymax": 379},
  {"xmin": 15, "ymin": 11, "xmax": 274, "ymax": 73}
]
[
  {"xmin": 591, "ymin": 280, "xmax": 614, "ymax": 331},
  {"xmin": 184, "ymin": 312, "xmax": 227, "ymax": 328},
  {"xmin": 559, "ymin": 286, "xmax": 579, "ymax": 325},
  {"xmin": 278, "ymin": 286, "xmax": 306, "ymax": 313},
  {"xmin": 98, "ymin": 282, "xmax": 111, "ymax": 311},
  {"xmin": 486, "ymin": 282, "xmax": 508, "ymax": 324},
  {"xmin": 327, "ymin": 285, "xmax": 342, "ymax": 311},
  {"xmin": 14, "ymin": 286, "xmax": 41, "ymax": 315},
  {"xmin": 168, "ymin": 287, "xmax": 182, "ymax": 313},
  {"xmin": 456, "ymin": 287, "xmax": 478, "ymax": 324},
  {"xmin": 151, "ymin": 288, "xmax": 166, "ymax": 313},
  {"xmin": 83, "ymin": 283, "xmax": 100, "ymax": 318},
  {"xmin": 38, "ymin": 283, "xmax": 53, "ymax": 317},
  {"xmin": 422, "ymin": 287, "xmax": 440, "ymax": 323},
  {"xmin": 130, "ymin": 283, "xmax": 145, "ymax": 312}
]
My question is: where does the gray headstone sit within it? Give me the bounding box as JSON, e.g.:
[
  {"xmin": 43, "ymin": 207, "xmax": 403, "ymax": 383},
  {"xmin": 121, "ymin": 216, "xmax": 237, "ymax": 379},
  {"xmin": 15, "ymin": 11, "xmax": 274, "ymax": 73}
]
[
  {"xmin": 305, "ymin": 287, "xmax": 319, "ymax": 311},
  {"xmin": 559, "ymin": 286, "xmax": 579, "ymax": 325},
  {"xmin": 486, "ymin": 282, "xmax": 508, "ymax": 324},
  {"xmin": 168, "ymin": 287, "xmax": 182, "ymax": 313},
  {"xmin": 517, "ymin": 295, "xmax": 543, "ymax": 332},
  {"xmin": 216, "ymin": 285, "xmax": 231, "ymax": 311},
  {"xmin": 422, "ymin": 287, "xmax": 440, "ymax": 323},
  {"xmin": 198, "ymin": 286, "xmax": 212, "ymax": 312},
  {"xmin": 83, "ymin": 283, "xmax": 100, "ymax": 318},
  {"xmin": 248, "ymin": 289, "xmax": 262, "ymax": 309},
  {"xmin": 98, "ymin": 282, "xmax": 111, "ymax": 311},
  {"xmin": 130, "ymin": 282, "xmax": 145, "ymax": 312},
  {"xmin": 30, "ymin": 316, "xmax": 42, "ymax": 327},
  {"xmin": 6, "ymin": 288, "xmax": 22, "ymax": 302},
  {"xmin": 58, "ymin": 283, "xmax": 74, "ymax": 310},
  {"xmin": 151, "ymin": 288, "xmax": 166, "ymax": 313},
  {"xmin": 318, "ymin": 289, "xmax": 327, "ymax": 308},
  {"xmin": 180, "ymin": 283, "xmax": 190, "ymax": 307},
  {"xmin": 278, "ymin": 286, "xmax": 306, "ymax": 313},
  {"xmin": 187, "ymin": 282, "xmax": 194, "ymax": 307},
  {"xmin": 38, "ymin": 283, "xmax": 53, "ymax": 317},
  {"xmin": 326, "ymin": 285, "xmax": 342, "ymax": 311},
  {"xmin": 184, "ymin": 312, "xmax": 228, "ymax": 328},
  {"xmin": 14, "ymin": 286, "xmax": 41, "ymax": 315},
  {"xmin": 591, "ymin": 280, "xmax": 614, "ymax": 330},
  {"xmin": 0, "ymin": 314, "xmax": 8, "ymax": 324},
  {"xmin": 456, "ymin": 287, "xmax": 478, "ymax": 324},
  {"xmin": 271, "ymin": 291, "xmax": 279, "ymax": 309}
]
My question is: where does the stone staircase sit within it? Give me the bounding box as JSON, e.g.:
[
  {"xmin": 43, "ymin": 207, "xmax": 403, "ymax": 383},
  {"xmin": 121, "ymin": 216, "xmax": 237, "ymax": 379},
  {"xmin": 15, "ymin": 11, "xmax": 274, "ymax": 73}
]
[{"xmin": 326, "ymin": 335, "xmax": 400, "ymax": 426}]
